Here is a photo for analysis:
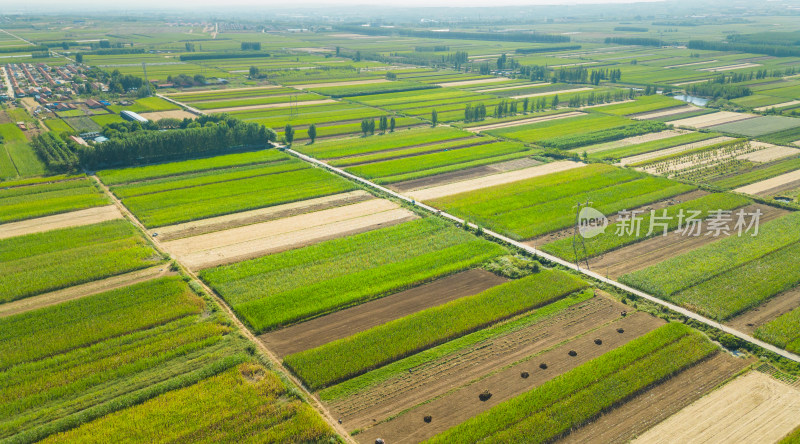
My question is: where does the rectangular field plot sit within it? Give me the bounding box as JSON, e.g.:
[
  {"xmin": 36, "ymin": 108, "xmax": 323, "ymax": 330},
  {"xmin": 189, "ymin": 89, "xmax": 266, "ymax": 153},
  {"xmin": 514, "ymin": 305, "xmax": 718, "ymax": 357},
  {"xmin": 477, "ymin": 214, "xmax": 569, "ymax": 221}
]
[
  {"xmin": 756, "ymin": 305, "xmax": 800, "ymax": 354},
  {"xmin": 426, "ymin": 323, "xmax": 717, "ymax": 443},
  {"xmin": 0, "ymin": 220, "xmax": 162, "ymax": 304},
  {"xmin": 0, "ymin": 277, "xmax": 335, "ymax": 443},
  {"xmin": 709, "ymin": 115, "xmax": 800, "ymax": 137},
  {"xmin": 485, "ymin": 113, "xmax": 635, "ymax": 145},
  {"xmin": 200, "ymin": 217, "xmax": 507, "ymax": 334},
  {"xmin": 100, "ymin": 151, "xmax": 356, "ymax": 227},
  {"xmin": 297, "ymin": 126, "xmax": 470, "ymax": 160},
  {"xmin": 591, "ymin": 95, "xmax": 686, "ymax": 116},
  {"xmin": 429, "ymin": 164, "xmax": 694, "ymax": 240},
  {"xmin": 0, "ymin": 178, "xmax": 109, "ymax": 224}
]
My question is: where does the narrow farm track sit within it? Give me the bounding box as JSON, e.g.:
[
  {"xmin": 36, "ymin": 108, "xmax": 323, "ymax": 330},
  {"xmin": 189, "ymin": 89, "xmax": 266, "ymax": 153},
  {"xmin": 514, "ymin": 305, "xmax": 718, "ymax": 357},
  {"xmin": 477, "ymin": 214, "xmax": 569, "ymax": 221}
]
[
  {"xmin": 286, "ymin": 147, "xmax": 800, "ymax": 364},
  {"xmin": 89, "ymin": 175, "xmax": 358, "ymax": 444}
]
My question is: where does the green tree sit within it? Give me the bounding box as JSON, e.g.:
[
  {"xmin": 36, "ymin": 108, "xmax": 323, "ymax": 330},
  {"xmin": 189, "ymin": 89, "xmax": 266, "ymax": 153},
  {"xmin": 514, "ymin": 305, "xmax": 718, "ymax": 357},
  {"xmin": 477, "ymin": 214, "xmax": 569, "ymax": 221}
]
[
  {"xmin": 431, "ymin": 109, "xmax": 438, "ymax": 127},
  {"xmin": 551, "ymin": 94, "xmax": 560, "ymax": 109},
  {"xmin": 284, "ymin": 124, "xmax": 295, "ymax": 145},
  {"xmin": 75, "ymin": 53, "xmax": 83, "ymax": 64},
  {"xmin": 390, "ymin": 117, "xmax": 396, "ymax": 132},
  {"xmin": 249, "ymin": 66, "xmax": 260, "ymax": 79},
  {"xmin": 379, "ymin": 116, "xmax": 388, "ymax": 133},
  {"xmin": 307, "ymin": 124, "xmax": 317, "ymax": 143}
]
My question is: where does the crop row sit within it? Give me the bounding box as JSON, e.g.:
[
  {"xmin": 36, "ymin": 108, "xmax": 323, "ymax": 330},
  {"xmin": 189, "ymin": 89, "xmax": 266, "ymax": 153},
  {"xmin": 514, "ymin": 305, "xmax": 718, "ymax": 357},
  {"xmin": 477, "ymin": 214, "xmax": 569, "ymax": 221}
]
[
  {"xmin": 122, "ymin": 167, "xmax": 356, "ymax": 227},
  {"xmin": 426, "ymin": 323, "xmax": 716, "ymax": 443},
  {"xmin": 714, "ymin": 155, "xmax": 800, "ymax": 190},
  {"xmin": 275, "ymin": 117, "xmax": 422, "ymax": 140},
  {"xmin": 373, "ymin": 150, "xmax": 541, "ymax": 185},
  {"xmin": 593, "ymin": 95, "xmax": 686, "ymax": 116},
  {"xmin": 583, "ymin": 131, "xmax": 716, "ymax": 161},
  {"xmin": 168, "ymin": 86, "xmax": 299, "ymax": 102},
  {"xmin": 0, "ymin": 220, "xmax": 162, "ymax": 303},
  {"xmin": 756, "ymin": 305, "xmax": 800, "ymax": 353},
  {"xmin": 200, "ymin": 217, "xmax": 506, "ymax": 333},
  {"xmin": 328, "ymin": 137, "xmax": 486, "ymax": 167},
  {"xmin": 298, "ymin": 126, "xmax": 470, "ymax": 159},
  {"xmin": 0, "ymin": 179, "xmax": 109, "ymax": 224},
  {"xmin": 541, "ymin": 193, "xmax": 751, "ymax": 261},
  {"xmin": 620, "ymin": 211, "xmax": 800, "ymax": 297},
  {"xmin": 344, "ymin": 141, "xmax": 531, "ymax": 180},
  {"xmin": 538, "ymin": 121, "xmax": 668, "ymax": 150},
  {"xmin": 284, "ymin": 269, "xmax": 589, "ymax": 390},
  {"xmin": 311, "ymin": 81, "xmax": 438, "ymax": 97},
  {"xmin": 97, "ymin": 149, "xmax": 290, "ymax": 185},
  {"xmin": 487, "ymin": 113, "xmax": 633, "ymax": 143},
  {"xmin": 190, "ymin": 92, "xmax": 326, "ymax": 110}
]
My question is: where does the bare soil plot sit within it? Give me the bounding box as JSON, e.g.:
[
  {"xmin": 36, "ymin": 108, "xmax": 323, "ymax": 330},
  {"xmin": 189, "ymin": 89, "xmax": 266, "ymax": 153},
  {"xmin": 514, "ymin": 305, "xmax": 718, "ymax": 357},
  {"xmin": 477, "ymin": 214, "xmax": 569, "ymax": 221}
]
[
  {"xmin": 0, "ymin": 265, "xmax": 171, "ymax": 318},
  {"xmin": 735, "ymin": 169, "xmax": 800, "ymax": 196},
  {"xmin": 155, "ymin": 190, "xmax": 373, "ymax": 241},
  {"xmin": 632, "ymin": 372, "xmax": 800, "ymax": 444},
  {"xmin": 632, "ymin": 104, "xmax": 700, "ymax": 120},
  {"xmin": 167, "ymin": 200, "xmax": 417, "ymax": 270},
  {"xmin": 668, "ymin": 111, "xmax": 757, "ymax": 129},
  {"xmin": 699, "ymin": 62, "xmax": 763, "ymax": 72},
  {"xmin": 0, "ymin": 205, "xmax": 122, "ymax": 240},
  {"xmin": 736, "ymin": 142, "xmax": 799, "ymax": 163},
  {"xmin": 559, "ymin": 353, "xmax": 751, "ymax": 444},
  {"xmin": 138, "ymin": 110, "xmax": 196, "ymax": 120},
  {"xmin": 406, "ymin": 160, "xmax": 583, "ymax": 201},
  {"xmin": 466, "ymin": 111, "xmax": 584, "ymax": 133},
  {"xmin": 261, "ymin": 269, "xmax": 508, "ymax": 357},
  {"xmin": 581, "ymin": 129, "xmax": 688, "ymax": 155},
  {"xmin": 206, "ymin": 99, "xmax": 337, "ymax": 113},
  {"xmin": 619, "ymin": 136, "xmax": 734, "ymax": 166},
  {"xmin": 391, "ymin": 157, "xmax": 542, "ymax": 192},
  {"xmin": 291, "ymin": 79, "xmax": 390, "ymax": 90},
  {"xmin": 356, "ymin": 311, "xmax": 664, "ymax": 443},
  {"xmin": 728, "ymin": 287, "xmax": 800, "ymax": 334},
  {"xmin": 511, "ymin": 87, "xmax": 593, "ymax": 100},
  {"xmin": 328, "ymin": 296, "xmax": 635, "ymax": 432},
  {"xmin": 755, "ymin": 100, "xmax": 800, "ymax": 112},
  {"xmin": 435, "ymin": 77, "xmax": 509, "ymax": 87},
  {"xmin": 588, "ymin": 203, "xmax": 787, "ymax": 278}
]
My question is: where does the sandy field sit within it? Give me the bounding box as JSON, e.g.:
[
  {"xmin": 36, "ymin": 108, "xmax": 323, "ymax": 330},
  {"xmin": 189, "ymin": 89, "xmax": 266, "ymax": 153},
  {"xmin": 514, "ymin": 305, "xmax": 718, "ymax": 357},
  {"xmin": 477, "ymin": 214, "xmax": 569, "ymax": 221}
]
[
  {"xmin": 291, "ymin": 79, "xmax": 390, "ymax": 90},
  {"xmin": 0, "ymin": 265, "xmax": 171, "ymax": 318},
  {"xmin": 435, "ymin": 77, "xmax": 509, "ymax": 87},
  {"xmin": 619, "ymin": 136, "xmax": 734, "ymax": 166},
  {"xmin": 511, "ymin": 87, "xmax": 593, "ymax": 100},
  {"xmin": 407, "ymin": 160, "xmax": 584, "ymax": 201},
  {"xmin": 166, "ymin": 199, "xmax": 417, "ymax": 269},
  {"xmin": 581, "ymin": 129, "xmax": 688, "ymax": 155},
  {"xmin": 632, "ymin": 104, "xmax": 700, "ymax": 120},
  {"xmin": 737, "ymin": 142, "xmax": 800, "ymax": 163},
  {"xmin": 668, "ymin": 111, "xmax": 758, "ymax": 129},
  {"xmin": 155, "ymin": 190, "xmax": 373, "ymax": 240},
  {"xmin": 754, "ymin": 100, "xmax": 800, "ymax": 112},
  {"xmin": 699, "ymin": 62, "xmax": 763, "ymax": 72},
  {"xmin": 0, "ymin": 205, "xmax": 122, "ymax": 240},
  {"xmin": 467, "ymin": 111, "xmax": 584, "ymax": 133},
  {"xmin": 206, "ymin": 99, "xmax": 337, "ymax": 113},
  {"xmin": 632, "ymin": 372, "xmax": 800, "ymax": 444},
  {"xmin": 735, "ymin": 169, "xmax": 800, "ymax": 195},
  {"xmin": 139, "ymin": 110, "xmax": 197, "ymax": 120}
]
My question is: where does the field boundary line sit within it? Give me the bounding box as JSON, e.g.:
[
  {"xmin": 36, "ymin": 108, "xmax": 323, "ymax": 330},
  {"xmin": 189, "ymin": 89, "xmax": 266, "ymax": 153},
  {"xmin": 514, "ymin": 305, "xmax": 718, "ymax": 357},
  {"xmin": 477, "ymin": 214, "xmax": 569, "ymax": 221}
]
[
  {"xmin": 89, "ymin": 174, "xmax": 358, "ymax": 444},
  {"xmin": 286, "ymin": 147, "xmax": 800, "ymax": 365}
]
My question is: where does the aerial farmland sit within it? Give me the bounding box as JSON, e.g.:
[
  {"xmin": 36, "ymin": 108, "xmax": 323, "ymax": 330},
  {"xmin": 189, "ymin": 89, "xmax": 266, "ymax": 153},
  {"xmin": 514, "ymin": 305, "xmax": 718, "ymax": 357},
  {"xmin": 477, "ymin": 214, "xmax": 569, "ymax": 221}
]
[{"xmin": 2, "ymin": 1, "xmax": 800, "ymax": 442}]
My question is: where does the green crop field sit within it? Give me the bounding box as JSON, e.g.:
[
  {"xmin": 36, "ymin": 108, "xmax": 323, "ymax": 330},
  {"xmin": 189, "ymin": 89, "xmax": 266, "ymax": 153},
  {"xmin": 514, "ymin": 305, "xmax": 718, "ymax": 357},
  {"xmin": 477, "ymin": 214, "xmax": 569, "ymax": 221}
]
[
  {"xmin": 538, "ymin": 120, "xmax": 668, "ymax": 150},
  {"xmin": 200, "ymin": 217, "xmax": 506, "ymax": 333},
  {"xmin": 487, "ymin": 113, "xmax": 634, "ymax": 143},
  {"xmin": 593, "ymin": 95, "xmax": 686, "ymax": 116},
  {"xmin": 189, "ymin": 92, "xmax": 326, "ymax": 110},
  {"xmin": 0, "ymin": 178, "xmax": 109, "ymax": 223},
  {"xmin": 107, "ymin": 97, "xmax": 180, "ymax": 114},
  {"xmin": 430, "ymin": 164, "xmax": 694, "ymax": 240},
  {"xmin": 541, "ymin": 193, "xmax": 751, "ymax": 261},
  {"xmin": 90, "ymin": 114, "xmax": 125, "ymax": 127},
  {"xmin": 297, "ymin": 126, "xmax": 470, "ymax": 159},
  {"xmin": 756, "ymin": 306, "xmax": 800, "ymax": 353},
  {"xmin": 42, "ymin": 118, "xmax": 73, "ymax": 134},
  {"xmin": 309, "ymin": 80, "xmax": 437, "ymax": 97},
  {"xmin": 0, "ymin": 123, "xmax": 45, "ymax": 177},
  {"xmin": 0, "ymin": 220, "xmax": 162, "ymax": 303},
  {"xmin": 709, "ymin": 115, "xmax": 800, "ymax": 137},
  {"xmin": 712, "ymin": 155, "xmax": 800, "ymax": 189},
  {"xmin": 284, "ymin": 269, "xmax": 588, "ymax": 390},
  {"xmin": 167, "ymin": 87, "xmax": 299, "ymax": 102},
  {"xmin": 578, "ymin": 131, "xmax": 716, "ymax": 161},
  {"xmin": 427, "ymin": 323, "xmax": 716, "ymax": 443}
]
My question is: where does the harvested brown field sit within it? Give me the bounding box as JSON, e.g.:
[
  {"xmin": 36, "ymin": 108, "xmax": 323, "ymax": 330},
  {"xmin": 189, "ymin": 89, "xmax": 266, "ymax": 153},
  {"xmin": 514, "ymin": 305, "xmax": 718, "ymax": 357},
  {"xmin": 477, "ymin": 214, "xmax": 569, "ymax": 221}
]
[
  {"xmin": 355, "ymin": 310, "xmax": 664, "ymax": 443},
  {"xmin": 166, "ymin": 199, "xmax": 417, "ymax": 270},
  {"xmin": 619, "ymin": 136, "xmax": 734, "ymax": 166},
  {"xmin": 0, "ymin": 265, "xmax": 171, "ymax": 318},
  {"xmin": 668, "ymin": 111, "xmax": 757, "ymax": 129},
  {"xmin": 632, "ymin": 105, "xmax": 701, "ymax": 120},
  {"xmin": 0, "ymin": 205, "xmax": 122, "ymax": 240},
  {"xmin": 581, "ymin": 129, "xmax": 688, "ymax": 155},
  {"xmin": 754, "ymin": 100, "xmax": 800, "ymax": 112},
  {"xmin": 588, "ymin": 203, "xmax": 787, "ymax": 278},
  {"xmin": 737, "ymin": 142, "xmax": 799, "ymax": 163},
  {"xmin": 205, "ymin": 99, "xmax": 337, "ymax": 113},
  {"xmin": 466, "ymin": 111, "xmax": 583, "ymax": 133},
  {"xmin": 261, "ymin": 269, "xmax": 507, "ymax": 357},
  {"xmin": 155, "ymin": 190, "xmax": 373, "ymax": 241},
  {"xmin": 435, "ymin": 77, "xmax": 510, "ymax": 87},
  {"xmin": 728, "ymin": 287, "xmax": 800, "ymax": 334},
  {"xmin": 735, "ymin": 169, "xmax": 800, "ymax": 196},
  {"xmin": 391, "ymin": 157, "xmax": 542, "ymax": 192},
  {"xmin": 632, "ymin": 372, "xmax": 800, "ymax": 444},
  {"xmin": 291, "ymin": 79, "xmax": 390, "ymax": 90},
  {"xmin": 138, "ymin": 110, "xmax": 196, "ymax": 120},
  {"xmin": 510, "ymin": 87, "xmax": 593, "ymax": 100},
  {"xmin": 559, "ymin": 353, "xmax": 751, "ymax": 444},
  {"xmin": 328, "ymin": 296, "xmax": 642, "ymax": 432},
  {"xmin": 406, "ymin": 160, "xmax": 583, "ymax": 201}
]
